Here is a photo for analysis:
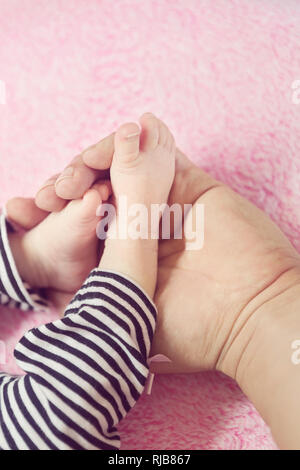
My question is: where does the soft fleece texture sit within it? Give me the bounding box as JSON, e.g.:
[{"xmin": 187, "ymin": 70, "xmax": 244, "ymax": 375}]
[{"xmin": 0, "ymin": 0, "xmax": 300, "ymax": 450}]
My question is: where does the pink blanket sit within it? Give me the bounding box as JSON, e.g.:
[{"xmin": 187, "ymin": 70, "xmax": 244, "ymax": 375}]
[{"xmin": 1, "ymin": 0, "xmax": 299, "ymax": 450}]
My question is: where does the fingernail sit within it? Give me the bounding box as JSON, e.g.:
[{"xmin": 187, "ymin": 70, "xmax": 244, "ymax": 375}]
[{"xmin": 56, "ymin": 166, "xmax": 74, "ymax": 182}]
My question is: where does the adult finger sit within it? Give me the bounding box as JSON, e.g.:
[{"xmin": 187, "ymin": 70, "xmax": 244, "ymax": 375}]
[
  {"xmin": 168, "ymin": 148, "xmax": 222, "ymax": 208},
  {"xmin": 54, "ymin": 132, "xmax": 115, "ymax": 200},
  {"xmin": 35, "ymin": 132, "xmax": 115, "ymax": 212},
  {"xmin": 5, "ymin": 197, "xmax": 49, "ymax": 230},
  {"xmin": 82, "ymin": 132, "xmax": 115, "ymax": 169},
  {"xmin": 55, "ymin": 154, "xmax": 110, "ymax": 200},
  {"xmin": 156, "ymin": 148, "xmax": 222, "ymax": 247},
  {"xmin": 35, "ymin": 174, "xmax": 67, "ymax": 212}
]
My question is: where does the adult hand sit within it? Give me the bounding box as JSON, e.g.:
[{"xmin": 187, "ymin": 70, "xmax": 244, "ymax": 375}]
[{"xmin": 6, "ymin": 115, "xmax": 300, "ymax": 383}]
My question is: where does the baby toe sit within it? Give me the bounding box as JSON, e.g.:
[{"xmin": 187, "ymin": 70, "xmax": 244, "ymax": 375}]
[
  {"xmin": 114, "ymin": 122, "xmax": 141, "ymax": 166},
  {"xmin": 139, "ymin": 113, "xmax": 160, "ymax": 152}
]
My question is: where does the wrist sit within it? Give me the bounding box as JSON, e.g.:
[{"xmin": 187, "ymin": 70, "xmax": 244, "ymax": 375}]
[
  {"xmin": 218, "ymin": 271, "xmax": 300, "ymax": 449},
  {"xmin": 217, "ymin": 268, "xmax": 300, "ymax": 382}
]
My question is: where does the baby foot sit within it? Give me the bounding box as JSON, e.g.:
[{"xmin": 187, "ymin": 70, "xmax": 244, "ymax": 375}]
[
  {"xmin": 9, "ymin": 182, "xmax": 111, "ymax": 293},
  {"xmin": 111, "ymin": 113, "xmax": 176, "ymax": 212},
  {"xmin": 99, "ymin": 114, "xmax": 176, "ymax": 297}
]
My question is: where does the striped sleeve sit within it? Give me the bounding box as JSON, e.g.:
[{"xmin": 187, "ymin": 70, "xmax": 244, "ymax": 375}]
[
  {"xmin": 0, "ymin": 269, "xmax": 157, "ymax": 449},
  {"xmin": 0, "ymin": 211, "xmax": 48, "ymax": 311}
]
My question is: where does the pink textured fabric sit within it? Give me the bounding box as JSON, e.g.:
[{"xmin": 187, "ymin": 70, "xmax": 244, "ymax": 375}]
[{"xmin": 0, "ymin": 0, "xmax": 299, "ymax": 450}]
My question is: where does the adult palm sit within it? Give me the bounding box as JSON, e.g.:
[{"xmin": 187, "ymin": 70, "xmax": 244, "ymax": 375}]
[
  {"xmin": 6, "ymin": 145, "xmax": 300, "ymax": 379},
  {"xmin": 151, "ymin": 149, "xmax": 300, "ymax": 376}
]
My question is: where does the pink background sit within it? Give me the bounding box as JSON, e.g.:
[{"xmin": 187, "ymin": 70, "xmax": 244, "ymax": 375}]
[{"xmin": 1, "ymin": 0, "xmax": 300, "ymax": 449}]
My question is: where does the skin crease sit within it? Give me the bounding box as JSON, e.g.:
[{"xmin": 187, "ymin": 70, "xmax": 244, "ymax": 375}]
[
  {"xmin": 6, "ymin": 124, "xmax": 300, "ymax": 375},
  {"xmin": 5, "ymin": 115, "xmax": 300, "ymax": 448}
]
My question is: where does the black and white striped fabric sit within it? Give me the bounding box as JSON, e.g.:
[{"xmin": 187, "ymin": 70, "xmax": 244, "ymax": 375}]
[
  {"xmin": 0, "ymin": 213, "xmax": 157, "ymax": 449},
  {"xmin": 0, "ymin": 213, "xmax": 48, "ymax": 311}
]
